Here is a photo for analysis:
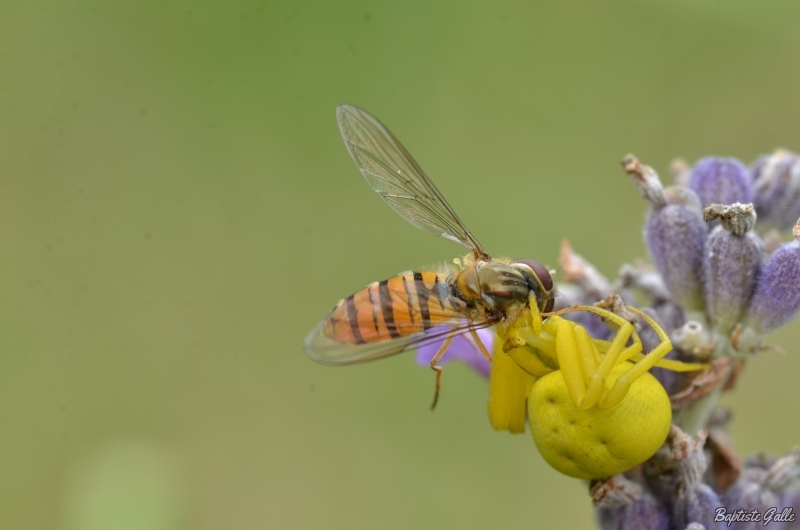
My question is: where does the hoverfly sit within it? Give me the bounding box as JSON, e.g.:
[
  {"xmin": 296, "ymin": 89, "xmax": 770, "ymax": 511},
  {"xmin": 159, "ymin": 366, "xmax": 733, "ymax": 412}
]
[{"xmin": 304, "ymin": 105, "xmax": 556, "ymax": 407}]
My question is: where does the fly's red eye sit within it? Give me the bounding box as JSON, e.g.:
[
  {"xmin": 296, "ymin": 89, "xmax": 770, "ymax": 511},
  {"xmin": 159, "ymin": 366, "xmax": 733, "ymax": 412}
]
[
  {"xmin": 512, "ymin": 259, "xmax": 553, "ymax": 291},
  {"xmin": 512, "ymin": 258, "xmax": 555, "ymax": 312}
]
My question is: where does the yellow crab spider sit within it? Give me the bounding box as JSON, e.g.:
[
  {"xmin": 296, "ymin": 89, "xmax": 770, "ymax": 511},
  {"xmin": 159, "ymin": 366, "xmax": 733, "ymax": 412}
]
[{"xmin": 488, "ymin": 295, "xmax": 706, "ymax": 479}]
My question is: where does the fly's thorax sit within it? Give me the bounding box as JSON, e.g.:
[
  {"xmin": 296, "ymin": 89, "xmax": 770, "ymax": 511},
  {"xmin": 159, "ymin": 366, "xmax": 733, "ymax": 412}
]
[
  {"xmin": 476, "ymin": 261, "xmax": 536, "ymax": 310},
  {"xmin": 454, "ymin": 265, "xmax": 482, "ymax": 301},
  {"xmin": 452, "ymin": 259, "xmax": 555, "ymax": 315}
]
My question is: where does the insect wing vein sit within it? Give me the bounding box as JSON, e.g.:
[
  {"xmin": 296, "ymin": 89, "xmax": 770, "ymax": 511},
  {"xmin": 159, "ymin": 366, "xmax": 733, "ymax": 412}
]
[{"xmin": 336, "ymin": 104, "xmax": 485, "ymax": 254}]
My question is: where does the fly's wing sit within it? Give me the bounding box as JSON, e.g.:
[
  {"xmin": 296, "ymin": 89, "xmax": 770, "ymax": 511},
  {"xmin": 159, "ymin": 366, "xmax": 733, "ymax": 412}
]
[
  {"xmin": 337, "ymin": 104, "xmax": 486, "ymax": 255},
  {"xmin": 304, "ymin": 317, "xmax": 497, "ymax": 365}
]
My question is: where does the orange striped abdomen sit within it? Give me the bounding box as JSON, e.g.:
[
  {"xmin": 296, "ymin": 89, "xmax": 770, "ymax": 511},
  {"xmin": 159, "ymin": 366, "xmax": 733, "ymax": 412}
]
[{"xmin": 323, "ymin": 271, "xmax": 461, "ymax": 344}]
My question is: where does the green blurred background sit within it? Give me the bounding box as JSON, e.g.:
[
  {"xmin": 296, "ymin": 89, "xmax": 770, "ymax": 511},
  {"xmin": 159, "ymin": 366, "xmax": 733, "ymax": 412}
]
[{"xmin": 2, "ymin": 1, "xmax": 800, "ymax": 528}]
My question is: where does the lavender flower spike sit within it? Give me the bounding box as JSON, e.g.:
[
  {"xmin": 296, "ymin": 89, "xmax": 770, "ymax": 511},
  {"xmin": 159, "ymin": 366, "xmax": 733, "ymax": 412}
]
[
  {"xmin": 702, "ymin": 203, "xmax": 762, "ymax": 338},
  {"xmin": 688, "ymin": 157, "xmax": 755, "ymax": 208},
  {"xmin": 744, "ymin": 219, "xmax": 800, "ymax": 334},
  {"xmin": 623, "ymin": 155, "xmax": 708, "ymax": 318}
]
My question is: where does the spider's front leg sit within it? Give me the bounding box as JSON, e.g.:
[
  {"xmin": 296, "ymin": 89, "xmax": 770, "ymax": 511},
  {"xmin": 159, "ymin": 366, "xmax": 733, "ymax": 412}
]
[
  {"xmin": 597, "ymin": 306, "xmax": 675, "ymax": 407},
  {"xmin": 549, "ymin": 310, "xmax": 636, "ymax": 410},
  {"xmin": 548, "ymin": 305, "xmax": 644, "ymax": 409},
  {"xmin": 552, "ymin": 304, "xmax": 707, "ymax": 408}
]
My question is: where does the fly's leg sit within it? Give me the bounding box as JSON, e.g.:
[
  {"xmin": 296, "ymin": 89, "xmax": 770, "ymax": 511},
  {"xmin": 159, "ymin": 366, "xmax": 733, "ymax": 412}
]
[
  {"xmin": 429, "ymin": 333, "xmax": 456, "ymax": 410},
  {"xmin": 469, "ymin": 329, "xmax": 492, "ymax": 362}
]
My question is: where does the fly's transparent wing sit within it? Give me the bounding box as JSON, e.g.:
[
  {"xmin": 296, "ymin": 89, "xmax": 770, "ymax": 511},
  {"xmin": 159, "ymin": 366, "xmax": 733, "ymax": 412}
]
[
  {"xmin": 337, "ymin": 104, "xmax": 486, "ymax": 255},
  {"xmin": 304, "ymin": 317, "xmax": 497, "ymax": 365}
]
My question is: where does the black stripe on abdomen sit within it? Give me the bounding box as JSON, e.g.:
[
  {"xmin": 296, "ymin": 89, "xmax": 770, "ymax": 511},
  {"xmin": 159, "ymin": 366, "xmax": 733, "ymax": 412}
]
[
  {"xmin": 345, "ymin": 295, "xmax": 364, "ymax": 344},
  {"xmin": 378, "ymin": 279, "xmax": 401, "ymax": 339},
  {"xmin": 413, "ymin": 272, "xmax": 432, "ymax": 330}
]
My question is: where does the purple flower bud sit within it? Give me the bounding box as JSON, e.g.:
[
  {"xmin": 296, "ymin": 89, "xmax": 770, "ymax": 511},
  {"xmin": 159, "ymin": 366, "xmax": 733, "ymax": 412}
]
[
  {"xmin": 751, "ymin": 150, "xmax": 800, "ymax": 231},
  {"xmin": 780, "ymin": 487, "xmax": 800, "ymax": 530},
  {"xmin": 415, "ymin": 328, "xmax": 493, "ymax": 378},
  {"xmin": 722, "ymin": 468, "xmax": 781, "ymax": 530},
  {"xmin": 745, "ymin": 235, "xmax": 800, "ymax": 334},
  {"xmin": 688, "ymin": 157, "xmax": 754, "ymax": 208},
  {"xmin": 702, "ymin": 204, "xmax": 762, "ymax": 337},
  {"xmin": 596, "ymin": 489, "xmax": 670, "ymax": 530},
  {"xmin": 645, "ymin": 186, "xmax": 708, "ymax": 316},
  {"xmin": 674, "ymin": 483, "xmax": 726, "ymax": 530}
]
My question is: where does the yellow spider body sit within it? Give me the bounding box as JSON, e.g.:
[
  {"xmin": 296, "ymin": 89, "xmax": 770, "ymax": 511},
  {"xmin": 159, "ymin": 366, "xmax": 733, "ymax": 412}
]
[
  {"xmin": 528, "ymin": 361, "xmax": 671, "ymax": 478},
  {"xmin": 488, "ymin": 300, "xmax": 704, "ymax": 479}
]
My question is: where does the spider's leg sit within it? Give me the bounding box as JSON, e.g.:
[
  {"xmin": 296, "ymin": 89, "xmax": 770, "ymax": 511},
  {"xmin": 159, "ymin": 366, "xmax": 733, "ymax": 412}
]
[
  {"xmin": 599, "ymin": 307, "xmax": 673, "ymax": 408},
  {"xmin": 550, "ymin": 305, "xmax": 641, "ymax": 409},
  {"xmin": 581, "ymin": 316, "xmax": 637, "ymax": 409},
  {"xmin": 552, "ymin": 316, "xmax": 587, "ymax": 407}
]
